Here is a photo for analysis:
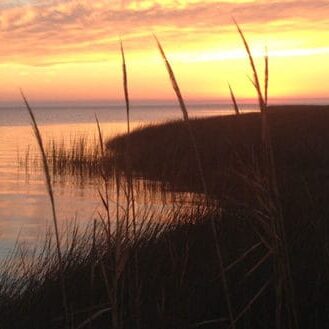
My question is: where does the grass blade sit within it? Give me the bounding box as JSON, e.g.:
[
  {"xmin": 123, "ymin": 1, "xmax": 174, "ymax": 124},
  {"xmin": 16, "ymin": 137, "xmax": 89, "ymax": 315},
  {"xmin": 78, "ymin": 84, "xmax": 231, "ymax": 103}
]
[
  {"xmin": 120, "ymin": 41, "xmax": 140, "ymax": 329},
  {"xmin": 154, "ymin": 35, "xmax": 236, "ymax": 329},
  {"xmin": 153, "ymin": 34, "xmax": 189, "ymax": 121},
  {"xmin": 228, "ymin": 83, "xmax": 240, "ymax": 115},
  {"xmin": 233, "ymin": 19, "xmax": 265, "ymax": 112},
  {"xmin": 120, "ymin": 40, "xmax": 137, "ymax": 234},
  {"xmin": 265, "ymin": 47, "xmax": 269, "ymax": 107},
  {"xmin": 153, "ymin": 34, "xmax": 206, "ymax": 192},
  {"xmin": 95, "ymin": 114, "xmax": 104, "ymax": 156},
  {"xmin": 20, "ymin": 89, "xmax": 68, "ymax": 325},
  {"xmin": 234, "ymin": 19, "xmax": 268, "ymax": 143},
  {"xmin": 120, "ymin": 40, "xmax": 131, "ymax": 134},
  {"xmin": 231, "ymin": 279, "xmax": 272, "ymax": 328}
]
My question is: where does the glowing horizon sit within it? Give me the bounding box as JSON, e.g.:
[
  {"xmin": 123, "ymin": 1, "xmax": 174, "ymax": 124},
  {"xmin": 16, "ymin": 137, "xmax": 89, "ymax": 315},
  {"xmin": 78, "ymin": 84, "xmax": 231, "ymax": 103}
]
[{"xmin": 0, "ymin": 0, "xmax": 328, "ymax": 102}]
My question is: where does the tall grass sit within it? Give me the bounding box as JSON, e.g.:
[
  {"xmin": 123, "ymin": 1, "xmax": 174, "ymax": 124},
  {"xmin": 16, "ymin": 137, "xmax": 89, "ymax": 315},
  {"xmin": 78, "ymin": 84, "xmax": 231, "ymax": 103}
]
[
  {"xmin": 264, "ymin": 47, "xmax": 269, "ymax": 107},
  {"xmin": 18, "ymin": 134, "xmax": 107, "ymax": 180},
  {"xmin": 1, "ymin": 196, "xmax": 230, "ymax": 329},
  {"xmin": 96, "ymin": 115, "xmax": 111, "ymax": 238},
  {"xmin": 20, "ymin": 90, "xmax": 69, "ymax": 324},
  {"xmin": 120, "ymin": 40, "xmax": 140, "ymax": 329},
  {"xmin": 154, "ymin": 35, "xmax": 236, "ymax": 329},
  {"xmin": 121, "ymin": 40, "xmax": 131, "ymax": 135},
  {"xmin": 46, "ymin": 136, "xmax": 103, "ymax": 176},
  {"xmin": 234, "ymin": 21, "xmax": 298, "ymax": 329},
  {"xmin": 228, "ymin": 83, "xmax": 240, "ymax": 115},
  {"xmin": 153, "ymin": 35, "xmax": 207, "ymax": 194},
  {"xmin": 233, "ymin": 19, "xmax": 268, "ymax": 145},
  {"xmin": 120, "ymin": 40, "xmax": 137, "ymax": 235}
]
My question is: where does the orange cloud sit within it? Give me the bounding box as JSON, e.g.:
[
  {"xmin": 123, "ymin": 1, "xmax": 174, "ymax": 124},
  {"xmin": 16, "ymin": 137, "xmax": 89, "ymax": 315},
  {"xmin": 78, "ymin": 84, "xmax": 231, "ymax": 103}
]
[{"xmin": 0, "ymin": 0, "xmax": 328, "ymax": 64}]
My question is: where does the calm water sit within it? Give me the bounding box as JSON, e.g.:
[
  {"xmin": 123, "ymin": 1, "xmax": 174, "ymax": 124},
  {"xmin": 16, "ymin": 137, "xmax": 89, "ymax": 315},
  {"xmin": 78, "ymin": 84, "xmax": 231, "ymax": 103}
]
[{"xmin": 0, "ymin": 102, "xmax": 257, "ymax": 259}]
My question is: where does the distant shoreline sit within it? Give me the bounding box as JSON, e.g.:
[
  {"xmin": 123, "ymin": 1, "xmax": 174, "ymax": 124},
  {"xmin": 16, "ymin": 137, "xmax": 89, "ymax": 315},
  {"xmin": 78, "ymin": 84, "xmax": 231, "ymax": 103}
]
[{"xmin": 0, "ymin": 99, "xmax": 329, "ymax": 110}]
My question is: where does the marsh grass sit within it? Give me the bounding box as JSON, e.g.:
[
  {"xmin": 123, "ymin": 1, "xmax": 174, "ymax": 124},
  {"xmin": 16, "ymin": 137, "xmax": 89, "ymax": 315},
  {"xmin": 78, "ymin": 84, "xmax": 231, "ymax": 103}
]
[
  {"xmin": 20, "ymin": 90, "xmax": 69, "ymax": 324},
  {"xmin": 1, "ymin": 193, "xmax": 281, "ymax": 329},
  {"xmin": 228, "ymin": 84, "xmax": 240, "ymax": 116},
  {"xmin": 120, "ymin": 40, "xmax": 141, "ymax": 329},
  {"xmin": 154, "ymin": 35, "xmax": 236, "ymax": 329},
  {"xmin": 234, "ymin": 21, "xmax": 298, "ymax": 329},
  {"xmin": 18, "ymin": 134, "xmax": 109, "ymax": 181},
  {"xmin": 46, "ymin": 135, "xmax": 105, "ymax": 176}
]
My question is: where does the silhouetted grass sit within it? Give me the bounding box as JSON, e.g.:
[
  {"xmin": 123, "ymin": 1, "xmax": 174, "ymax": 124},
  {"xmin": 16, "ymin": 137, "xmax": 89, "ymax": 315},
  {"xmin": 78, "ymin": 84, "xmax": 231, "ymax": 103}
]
[
  {"xmin": 18, "ymin": 134, "xmax": 110, "ymax": 179},
  {"xmin": 235, "ymin": 23, "xmax": 298, "ymax": 329},
  {"xmin": 0, "ymin": 202, "xmax": 278, "ymax": 329},
  {"xmin": 228, "ymin": 83, "xmax": 240, "ymax": 115},
  {"xmin": 21, "ymin": 90, "xmax": 69, "ymax": 322},
  {"xmin": 107, "ymin": 106, "xmax": 329, "ymax": 328}
]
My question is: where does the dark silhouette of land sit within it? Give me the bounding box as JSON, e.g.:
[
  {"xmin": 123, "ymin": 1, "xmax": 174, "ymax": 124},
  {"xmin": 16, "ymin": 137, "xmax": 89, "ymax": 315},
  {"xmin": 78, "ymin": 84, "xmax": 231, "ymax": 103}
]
[{"xmin": 108, "ymin": 106, "xmax": 329, "ymax": 203}]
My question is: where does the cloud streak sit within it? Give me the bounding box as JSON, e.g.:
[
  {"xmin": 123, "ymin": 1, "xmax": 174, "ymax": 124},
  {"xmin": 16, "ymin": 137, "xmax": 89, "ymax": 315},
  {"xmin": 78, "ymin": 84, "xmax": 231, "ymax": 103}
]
[{"xmin": 0, "ymin": 0, "xmax": 328, "ymax": 64}]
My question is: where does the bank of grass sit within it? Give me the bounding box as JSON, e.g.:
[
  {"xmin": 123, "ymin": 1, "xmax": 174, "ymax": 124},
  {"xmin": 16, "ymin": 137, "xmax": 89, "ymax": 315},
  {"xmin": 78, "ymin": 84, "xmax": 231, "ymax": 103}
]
[
  {"xmin": 107, "ymin": 106, "xmax": 329, "ymax": 204},
  {"xmin": 106, "ymin": 106, "xmax": 329, "ymax": 327},
  {"xmin": 1, "ymin": 202, "xmax": 293, "ymax": 329}
]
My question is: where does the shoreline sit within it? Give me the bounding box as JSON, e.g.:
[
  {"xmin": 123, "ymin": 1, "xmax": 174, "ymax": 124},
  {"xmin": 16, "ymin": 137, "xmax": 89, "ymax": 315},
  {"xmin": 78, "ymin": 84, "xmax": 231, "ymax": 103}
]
[{"xmin": 107, "ymin": 105, "xmax": 329, "ymax": 198}]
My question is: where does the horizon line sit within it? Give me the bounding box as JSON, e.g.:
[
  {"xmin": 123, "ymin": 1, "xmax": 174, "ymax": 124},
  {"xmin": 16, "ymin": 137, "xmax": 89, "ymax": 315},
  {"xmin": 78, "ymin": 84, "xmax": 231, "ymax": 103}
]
[{"xmin": 0, "ymin": 96, "xmax": 329, "ymax": 106}]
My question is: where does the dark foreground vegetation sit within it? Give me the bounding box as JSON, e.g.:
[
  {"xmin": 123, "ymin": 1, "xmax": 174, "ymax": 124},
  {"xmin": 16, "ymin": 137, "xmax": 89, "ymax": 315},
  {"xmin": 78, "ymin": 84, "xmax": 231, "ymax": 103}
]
[
  {"xmin": 108, "ymin": 106, "xmax": 329, "ymax": 328},
  {"xmin": 0, "ymin": 206, "xmax": 277, "ymax": 329},
  {"xmin": 1, "ymin": 107, "xmax": 329, "ymax": 329}
]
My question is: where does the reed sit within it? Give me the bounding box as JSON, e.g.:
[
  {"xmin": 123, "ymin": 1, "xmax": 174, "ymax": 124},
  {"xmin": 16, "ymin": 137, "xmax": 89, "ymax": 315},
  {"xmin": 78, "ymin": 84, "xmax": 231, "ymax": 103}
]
[
  {"xmin": 1, "ymin": 200, "xmax": 233, "ymax": 329},
  {"xmin": 20, "ymin": 90, "xmax": 69, "ymax": 324},
  {"xmin": 120, "ymin": 40, "xmax": 140, "ymax": 329},
  {"xmin": 153, "ymin": 35, "xmax": 207, "ymax": 194},
  {"xmin": 120, "ymin": 40, "xmax": 137, "ymax": 235},
  {"xmin": 264, "ymin": 47, "xmax": 269, "ymax": 107},
  {"xmin": 47, "ymin": 136, "xmax": 103, "ymax": 176},
  {"xmin": 234, "ymin": 22, "xmax": 299, "ymax": 329},
  {"xmin": 121, "ymin": 40, "xmax": 131, "ymax": 134},
  {"xmin": 228, "ymin": 83, "xmax": 240, "ymax": 115},
  {"xmin": 154, "ymin": 35, "xmax": 236, "ymax": 329},
  {"xmin": 96, "ymin": 115, "xmax": 111, "ymax": 238},
  {"xmin": 233, "ymin": 19, "xmax": 265, "ymax": 112},
  {"xmin": 18, "ymin": 134, "xmax": 105, "ymax": 179}
]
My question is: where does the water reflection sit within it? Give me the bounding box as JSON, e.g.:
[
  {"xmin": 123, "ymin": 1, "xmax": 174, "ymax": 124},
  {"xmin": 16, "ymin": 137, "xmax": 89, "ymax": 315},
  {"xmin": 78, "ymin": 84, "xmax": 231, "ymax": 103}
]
[
  {"xmin": 0, "ymin": 124, "xmax": 191, "ymax": 258},
  {"xmin": 0, "ymin": 104, "xmax": 256, "ymax": 259}
]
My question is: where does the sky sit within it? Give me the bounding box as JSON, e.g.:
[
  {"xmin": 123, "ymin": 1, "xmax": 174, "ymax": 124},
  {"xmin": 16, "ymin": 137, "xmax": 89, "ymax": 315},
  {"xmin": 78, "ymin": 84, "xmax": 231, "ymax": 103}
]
[{"xmin": 0, "ymin": 0, "xmax": 329, "ymax": 102}]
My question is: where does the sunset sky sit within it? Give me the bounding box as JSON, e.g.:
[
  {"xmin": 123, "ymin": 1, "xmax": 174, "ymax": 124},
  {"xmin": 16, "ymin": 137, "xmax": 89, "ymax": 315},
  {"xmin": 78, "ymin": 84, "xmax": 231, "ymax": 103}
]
[{"xmin": 0, "ymin": 0, "xmax": 329, "ymax": 102}]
